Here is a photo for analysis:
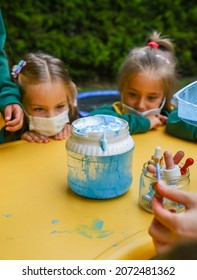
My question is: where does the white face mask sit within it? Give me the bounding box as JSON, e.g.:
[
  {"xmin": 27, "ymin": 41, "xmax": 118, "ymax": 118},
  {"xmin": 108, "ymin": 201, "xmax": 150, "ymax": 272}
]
[
  {"xmin": 27, "ymin": 108, "xmax": 70, "ymax": 136},
  {"xmin": 122, "ymin": 97, "xmax": 166, "ymax": 117}
]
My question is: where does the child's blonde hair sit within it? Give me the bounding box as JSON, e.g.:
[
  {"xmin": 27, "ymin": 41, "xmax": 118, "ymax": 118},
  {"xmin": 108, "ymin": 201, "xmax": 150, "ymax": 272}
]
[
  {"xmin": 118, "ymin": 31, "xmax": 178, "ymax": 112},
  {"xmin": 12, "ymin": 52, "xmax": 78, "ymax": 117}
]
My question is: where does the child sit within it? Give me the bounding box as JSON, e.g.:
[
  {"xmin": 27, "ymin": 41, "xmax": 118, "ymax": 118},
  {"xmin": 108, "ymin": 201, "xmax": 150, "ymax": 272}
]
[
  {"xmin": 90, "ymin": 31, "xmax": 178, "ymax": 134},
  {"xmin": 0, "ymin": 9, "xmax": 24, "ymax": 143},
  {"xmin": 166, "ymin": 107, "xmax": 197, "ymax": 141},
  {"xmin": 11, "ymin": 52, "xmax": 78, "ymax": 143}
]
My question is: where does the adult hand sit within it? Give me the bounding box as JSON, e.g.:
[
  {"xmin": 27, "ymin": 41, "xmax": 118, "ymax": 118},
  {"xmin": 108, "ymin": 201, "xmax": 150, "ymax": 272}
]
[{"xmin": 149, "ymin": 180, "xmax": 197, "ymax": 253}]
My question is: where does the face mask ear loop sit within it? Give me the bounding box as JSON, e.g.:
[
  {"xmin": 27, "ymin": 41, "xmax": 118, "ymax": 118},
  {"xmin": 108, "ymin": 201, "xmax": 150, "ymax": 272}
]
[{"xmin": 159, "ymin": 96, "xmax": 166, "ymax": 110}]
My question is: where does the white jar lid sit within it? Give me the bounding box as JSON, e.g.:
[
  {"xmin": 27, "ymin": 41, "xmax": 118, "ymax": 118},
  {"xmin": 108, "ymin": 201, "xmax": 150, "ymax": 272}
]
[
  {"xmin": 72, "ymin": 114, "xmax": 128, "ymax": 136},
  {"xmin": 67, "ymin": 115, "xmax": 135, "ymax": 156}
]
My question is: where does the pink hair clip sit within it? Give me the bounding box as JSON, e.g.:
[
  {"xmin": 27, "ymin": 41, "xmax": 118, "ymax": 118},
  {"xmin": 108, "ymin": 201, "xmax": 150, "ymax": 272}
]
[{"xmin": 147, "ymin": 41, "xmax": 159, "ymax": 48}]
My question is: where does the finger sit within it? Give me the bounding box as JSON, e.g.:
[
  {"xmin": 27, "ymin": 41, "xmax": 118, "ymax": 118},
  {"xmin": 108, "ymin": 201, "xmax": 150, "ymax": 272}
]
[
  {"xmin": 147, "ymin": 164, "xmax": 156, "ymax": 173},
  {"xmin": 152, "ymin": 182, "xmax": 163, "ymax": 199},
  {"xmin": 6, "ymin": 118, "xmax": 23, "ymax": 131},
  {"xmin": 55, "ymin": 124, "xmax": 71, "ymax": 139},
  {"xmin": 5, "ymin": 105, "xmax": 24, "ymax": 131},
  {"xmin": 152, "ymin": 197, "xmax": 179, "ymax": 232},
  {"xmin": 5, "ymin": 104, "xmax": 23, "ymax": 123},
  {"xmin": 21, "ymin": 132, "xmax": 35, "ymax": 142},
  {"xmin": 63, "ymin": 123, "xmax": 71, "ymax": 136},
  {"xmin": 159, "ymin": 115, "xmax": 168, "ymax": 125},
  {"xmin": 158, "ymin": 114, "xmax": 168, "ymax": 121},
  {"xmin": 155, "ymin": 181, "xmax": 196, "ymax": 208},
  {"xmin": 156, "ymin": 119, "xmax": 163, "ymax": 127},
  {"xmin": 22, "ymin": 131, "xmax": 50, "ymax": 143},
  {"xmin": 33, "ymin": 133, "xmax": 50, "ymax": 143},
  {"xmin": 54, "ymin": 131, "xmax": 64, "ymax": 140},
  {"xmin": 148, "ymin": 217, "xmax": 176, "ymax": 245},
  {"xmin": 152, "ymin": 240, "xmax": 170, "ymax": 255},
  {"xmin": 151, "ymin": 194, "xmax": 191, "ymax": 236},
  {"xmin": 4, "ymin": 105, "xmax": 12, "ymax": 121}
]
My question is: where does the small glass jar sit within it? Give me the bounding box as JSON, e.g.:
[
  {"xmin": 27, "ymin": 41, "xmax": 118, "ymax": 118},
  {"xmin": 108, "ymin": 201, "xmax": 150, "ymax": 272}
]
[
  {"xmin": 139, "ymin": 162, "xmax": 190, "ymax": 213},
  {"xmin": 66, "ymin": 115, "xmax": 135, "ymax": 199}
]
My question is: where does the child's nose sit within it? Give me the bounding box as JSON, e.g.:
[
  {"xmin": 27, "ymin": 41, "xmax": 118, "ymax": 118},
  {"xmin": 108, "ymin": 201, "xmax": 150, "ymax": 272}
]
[
  {"xmin": 136, "ymin": 98, "xmax": 146, "ymax": 111},
  {"xmin": 46, "ymin": 111, "xmax": 55, "ymax": 118}
]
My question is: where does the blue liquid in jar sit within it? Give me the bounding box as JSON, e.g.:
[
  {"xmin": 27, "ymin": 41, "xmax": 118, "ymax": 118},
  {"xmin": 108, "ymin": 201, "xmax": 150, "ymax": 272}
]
[{"xmin": 67, "ymin": 149, "xmax": 133, "ymax": 199}]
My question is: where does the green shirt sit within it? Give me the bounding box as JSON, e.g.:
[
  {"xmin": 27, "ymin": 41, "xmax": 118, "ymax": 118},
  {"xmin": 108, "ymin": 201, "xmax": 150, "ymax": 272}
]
[
  {"xmin": 0, "ymin": 10, "xmax": 22, "ymax": 143},
  {"xmin": 90, "ymin": 101, "xmax": 170, "ymax": 135},
  {"xmin": 166, "ymin": 107, "xmax": 197, "ymax": 141}
]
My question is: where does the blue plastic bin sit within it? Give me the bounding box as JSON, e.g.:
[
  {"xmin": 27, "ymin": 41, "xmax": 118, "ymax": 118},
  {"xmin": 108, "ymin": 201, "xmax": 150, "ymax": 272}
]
[{"xmin": 77, "ymin": 90, "xmax": 120, "ymax": 117}]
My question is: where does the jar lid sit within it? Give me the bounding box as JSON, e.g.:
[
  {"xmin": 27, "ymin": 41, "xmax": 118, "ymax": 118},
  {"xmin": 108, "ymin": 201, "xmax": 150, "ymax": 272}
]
[
  {"xmin": 67, "ymin": 114, "xmax": 134, "ymax": 156},
  {"xmin": 71, "ymin": 114, "xmax": 129, "ymax": 137}
]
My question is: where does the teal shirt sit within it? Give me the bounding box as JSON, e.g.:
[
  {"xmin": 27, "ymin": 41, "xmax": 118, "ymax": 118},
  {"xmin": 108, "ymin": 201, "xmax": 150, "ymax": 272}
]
[
  {"xmin": 166, "ymin": 107, "xmax": 197, "ymax": 141},
  {"xmin": 0, "ymin": 10, "xmax": 22, "ymax": 143},
  {"xmin": 89, "ymin": 103, "xmax": 151, "ymax": 134}
]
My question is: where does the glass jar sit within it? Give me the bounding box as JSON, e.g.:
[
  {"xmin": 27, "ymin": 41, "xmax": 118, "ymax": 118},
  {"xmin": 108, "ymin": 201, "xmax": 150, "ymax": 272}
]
[
  {"xmin": 139, "ymin": 162, "xmax": 190, "ymax": 213},
  {"xmin": 66, "ymin": 115, "xmax": 135, "ymax": 199}
]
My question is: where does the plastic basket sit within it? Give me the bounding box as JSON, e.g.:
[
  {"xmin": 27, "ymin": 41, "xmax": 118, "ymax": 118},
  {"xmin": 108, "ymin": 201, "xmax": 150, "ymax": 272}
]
[{"xmin": 174, "ymin": 80, "xmax": 197, "ymax": 126}]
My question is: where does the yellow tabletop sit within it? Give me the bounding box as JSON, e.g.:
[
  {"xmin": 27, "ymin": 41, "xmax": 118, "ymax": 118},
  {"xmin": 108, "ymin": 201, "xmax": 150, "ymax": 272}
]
[
  {"xmin": 0, "ymin": 112, "xmax": 5, "ymax": 130},
  {"xmin": 0, "ymin": 127, "xmax": 196, "ymax": 260}
]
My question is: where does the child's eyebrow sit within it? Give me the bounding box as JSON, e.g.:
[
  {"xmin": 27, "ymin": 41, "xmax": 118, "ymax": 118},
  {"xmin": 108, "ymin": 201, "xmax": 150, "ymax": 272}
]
[
  {"xmin": 126, "ymin": 87, "xmax": 138, "ymax": 91},
  {"xmin": 57, "ymin": 100, "xmax": 67, "ymax": 104},
  {"xmin": 127, "ymin": 89, "xmax": 162, "ymax": 96},
  {"xmin": 31, "ymin": 103, "xmax": 46, "ymax": 107}
]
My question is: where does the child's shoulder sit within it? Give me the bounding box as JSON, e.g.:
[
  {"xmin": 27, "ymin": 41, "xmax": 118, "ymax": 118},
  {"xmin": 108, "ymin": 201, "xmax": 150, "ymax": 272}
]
[{"xmin": 89, "ymin": 103, "xmax": 117, "ymax": 116}]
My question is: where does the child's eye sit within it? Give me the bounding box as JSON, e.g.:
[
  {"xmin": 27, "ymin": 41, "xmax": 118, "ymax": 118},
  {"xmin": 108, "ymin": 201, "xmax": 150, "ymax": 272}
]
[
  {"xmin": 33, "ymin": 108, "xmax": 44, "ymax": 112},
  {"xmin": 57, "ymin": 104, "xmax": 67, "ymax": 109},
  {"xmin": 150, "ymin": 96, "xmax": 158, "ymax": 101},
  {"xmin": 128, "ymin": 92, "xmax": 137, "ymax": 97},
  {"xmin": 148, "ymin": 96, "xmax": 158, "ymax": 101}
]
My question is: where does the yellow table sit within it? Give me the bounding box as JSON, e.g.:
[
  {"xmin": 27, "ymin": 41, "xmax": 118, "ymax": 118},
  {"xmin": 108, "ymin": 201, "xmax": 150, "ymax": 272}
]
[
  {"xmin": 0, "ymin": 112, "xmax": 5, "ymax": 130},
  {"xmin": 0, "ymin": 127, "xmax": 196, "ymax": 260}
]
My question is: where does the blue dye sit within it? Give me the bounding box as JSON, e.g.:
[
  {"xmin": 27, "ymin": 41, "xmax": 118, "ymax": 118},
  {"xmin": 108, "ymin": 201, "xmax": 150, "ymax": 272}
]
[
  {"xmin": 2, "ymin": 214, "xmax": 11, "ymax": 218},
  {"xmin": 67, "ymin": 149, "xmax": 133, "ymax": 199},
  {"xmin": 76, "ymin": 219, "xmax": 113, "ymax": 238},
  {"xmin": 91, "ymin": 219, "xmax": 104, "ymax": 230},
  {"xmin": 51, "ymin": 219, "xmax": 59, "ymax": 224},
  {"xmin": 100, "ymin": 133, "xmax": 107, "ymax": 151}
]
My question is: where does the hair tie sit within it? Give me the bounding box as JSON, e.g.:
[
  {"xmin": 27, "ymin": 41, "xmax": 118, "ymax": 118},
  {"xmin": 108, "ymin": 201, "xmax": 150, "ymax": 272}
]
[
  {"xmin": 147, "ymin": 41, "xmax": 159, "ymax": 48},
  {"xmin": 11, "ymin": 60, "xmax": 26, "ymax": 78}
]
